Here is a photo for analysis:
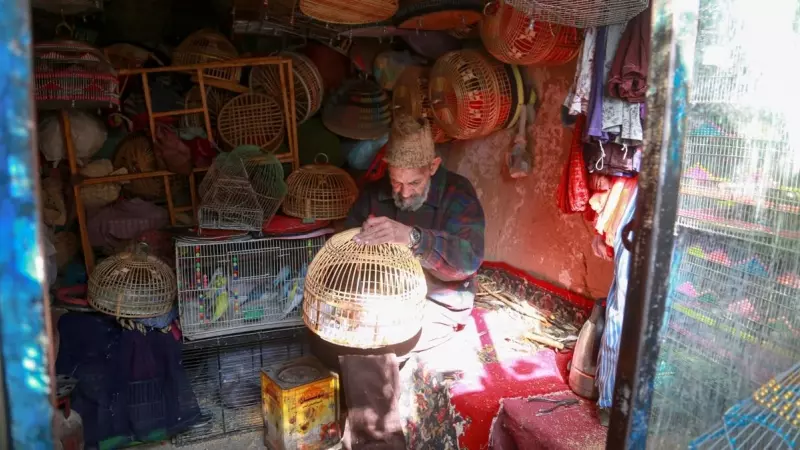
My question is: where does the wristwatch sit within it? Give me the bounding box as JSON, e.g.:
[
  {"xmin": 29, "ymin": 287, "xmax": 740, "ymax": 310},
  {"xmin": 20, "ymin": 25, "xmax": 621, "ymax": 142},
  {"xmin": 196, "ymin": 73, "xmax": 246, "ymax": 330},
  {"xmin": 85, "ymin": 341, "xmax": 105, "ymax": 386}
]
[{"xmin": 408, "ymin": 226, "xmax": 422, "ymax": 249}]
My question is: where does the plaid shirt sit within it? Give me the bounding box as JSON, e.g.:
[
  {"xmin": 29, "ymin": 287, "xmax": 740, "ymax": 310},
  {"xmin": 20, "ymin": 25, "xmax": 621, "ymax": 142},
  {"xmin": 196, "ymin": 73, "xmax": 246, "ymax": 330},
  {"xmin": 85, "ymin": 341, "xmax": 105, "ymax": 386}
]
[{"xmin": 344, "ymin": 167, "xmax": 486, "ymax": 324}]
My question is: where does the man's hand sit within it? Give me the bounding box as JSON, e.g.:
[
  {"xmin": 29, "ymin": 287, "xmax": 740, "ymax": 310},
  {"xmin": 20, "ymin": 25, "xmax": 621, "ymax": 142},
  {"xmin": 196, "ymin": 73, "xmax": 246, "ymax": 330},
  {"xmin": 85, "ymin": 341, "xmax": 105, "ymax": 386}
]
[{"xmin": 353, "ymin": 216, "xmax": 412, "ymax": 246}]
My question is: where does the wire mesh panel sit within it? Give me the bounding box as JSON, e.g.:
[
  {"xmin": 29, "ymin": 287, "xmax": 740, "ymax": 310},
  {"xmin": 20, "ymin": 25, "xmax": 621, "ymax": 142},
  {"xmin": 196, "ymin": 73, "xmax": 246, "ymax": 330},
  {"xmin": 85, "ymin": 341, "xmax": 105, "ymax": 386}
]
[
  {"xmin": 175, "ymin": 234, "xmax": 328, "ymax": 341},
  {"xmin": 174, "ymin": 332, "xmax": 307, "ymax": 445},
  {"xmin": 646, "ymin": 0, "xmax": 800, "ymax": 447},
  {"xmin": 506, "ymin": 0, "xmax": 649, "ymax": 28}
]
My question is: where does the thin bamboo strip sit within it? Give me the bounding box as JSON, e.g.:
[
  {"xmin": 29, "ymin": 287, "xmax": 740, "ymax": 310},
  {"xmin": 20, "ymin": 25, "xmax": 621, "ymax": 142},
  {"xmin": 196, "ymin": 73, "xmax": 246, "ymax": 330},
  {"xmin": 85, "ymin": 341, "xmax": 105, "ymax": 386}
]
[{"xmin": 61, "ymin": 110, "xmax": 95, "ymax": 274}]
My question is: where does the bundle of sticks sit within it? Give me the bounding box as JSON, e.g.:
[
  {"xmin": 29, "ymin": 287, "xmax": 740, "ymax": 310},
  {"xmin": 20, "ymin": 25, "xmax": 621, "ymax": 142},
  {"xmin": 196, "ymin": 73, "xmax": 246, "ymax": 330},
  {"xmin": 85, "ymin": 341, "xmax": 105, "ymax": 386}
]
[{"xmin": 476, "ymin": 274, "xmax": 580, "ymax": 352}]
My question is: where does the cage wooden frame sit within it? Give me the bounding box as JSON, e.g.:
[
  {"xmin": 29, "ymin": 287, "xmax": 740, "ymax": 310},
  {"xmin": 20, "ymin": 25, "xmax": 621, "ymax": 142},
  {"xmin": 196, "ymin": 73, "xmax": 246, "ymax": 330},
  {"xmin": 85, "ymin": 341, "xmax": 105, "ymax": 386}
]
[
  {"xmin": 299, "ymin": 0, "xmax": 399, "ymax": 25},
  {"xmin": 392, "ymin": 65, "xmax": 450, "ymax": 143},
  {"xmin": 302, "ymin": 228, "xmax": 428, "ymax": 349},
  {"xmin": 60, "ymin": 56, "xmax": 300, "ymax": 276},
  {"xmin": 283, "ymin": 156, "xmax": 358, "ymax": 221}
]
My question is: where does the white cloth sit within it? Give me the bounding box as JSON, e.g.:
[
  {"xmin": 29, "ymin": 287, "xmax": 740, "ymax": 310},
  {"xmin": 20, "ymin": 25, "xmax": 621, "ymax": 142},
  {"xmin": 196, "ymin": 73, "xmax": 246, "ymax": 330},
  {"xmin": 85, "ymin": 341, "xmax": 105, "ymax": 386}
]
[{"xmin": 563, "ymin": 28, "xmax": 597, "ymax": 116}]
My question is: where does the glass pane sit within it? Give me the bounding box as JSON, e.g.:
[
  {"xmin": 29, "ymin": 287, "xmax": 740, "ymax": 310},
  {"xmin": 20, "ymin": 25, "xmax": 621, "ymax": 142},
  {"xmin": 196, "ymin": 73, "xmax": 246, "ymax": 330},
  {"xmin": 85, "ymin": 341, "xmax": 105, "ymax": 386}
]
[{"xmin": 646, "ymin": 0, "xmax": 800, "ymax": 448}]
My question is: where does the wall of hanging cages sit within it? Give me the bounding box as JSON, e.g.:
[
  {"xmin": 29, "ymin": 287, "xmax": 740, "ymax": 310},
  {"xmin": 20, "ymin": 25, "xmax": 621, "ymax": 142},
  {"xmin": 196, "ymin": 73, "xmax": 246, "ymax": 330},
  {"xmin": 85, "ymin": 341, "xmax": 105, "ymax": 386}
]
[{"xmin": 175, "ymin": 234, "xmax": 327, "ymax": 341}]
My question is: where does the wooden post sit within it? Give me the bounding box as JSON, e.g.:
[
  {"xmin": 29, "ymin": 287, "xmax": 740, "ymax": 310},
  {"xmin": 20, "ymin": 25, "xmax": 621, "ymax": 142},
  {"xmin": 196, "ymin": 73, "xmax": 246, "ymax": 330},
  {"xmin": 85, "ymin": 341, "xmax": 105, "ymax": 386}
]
[{"xmin": 61, "ymin": 110, "xmax": 95, "ymax": 274}]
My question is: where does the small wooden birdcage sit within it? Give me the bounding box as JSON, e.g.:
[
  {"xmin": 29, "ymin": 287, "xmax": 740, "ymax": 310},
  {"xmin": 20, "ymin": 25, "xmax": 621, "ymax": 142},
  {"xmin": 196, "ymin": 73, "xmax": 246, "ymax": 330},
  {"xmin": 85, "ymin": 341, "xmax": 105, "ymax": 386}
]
[
  {"xmin": 198, "ymin": 146, "xmax": 287, "ymax": 231},
  {"xmin": 505, "ymin": 0, "xmax": 649, "ymax": 28},
  {"xmin": 322, "ymin": 79, "xmax": 391, "ymax": 140},
  {"xmin": 299, "ymin": 0, "xmax": 398, "ymax": 25},
  {"xmin": 395, "ymin": 0, "xmax": 484, "ymax": 31},
  {"xmin": 283, "ymin": 154, "xmax": 358, "ymax": 221},
  {"xmin": 249, "ymin": 52, "xmax": 324, "ymax": 125},
  {"xmin": 34, "ymin": 40, "xmax": 120, "ymax": 110},
  {"xmin": 392, "ymin": 65, "xmax": 450, "ymax": 143},
  {"xmin": 172, "ymin": 29, "xmax": 241, "ymax": 83},
  {"xmin": 181, "ymin": 86, "xmax": 234, "ymax": 133},
  {"xmin": 481, "ymin": 2, "xmax": 581, "ymax": 66},
  {"xmin": 429, "ymin": 49, "xmax": 505, "ymax": 140},
  {"xmin": 303, "ymin": 228, "xmax": 427, "ymax": 349},
  {"xmin": 88, "ymin": 242, "xmax": 176, "ymax": 318},
  {"xmin": 217, "ymin": 93, "xmax": 286, "ymax": 151}
]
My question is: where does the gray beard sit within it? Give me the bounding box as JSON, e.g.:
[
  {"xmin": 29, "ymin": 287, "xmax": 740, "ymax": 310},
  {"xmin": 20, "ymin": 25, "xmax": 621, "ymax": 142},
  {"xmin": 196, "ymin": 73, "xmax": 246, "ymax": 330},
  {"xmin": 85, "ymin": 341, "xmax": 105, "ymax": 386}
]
[{"xmin": 393, "ymin": 182, "xmax": 430, "ymax": 212}]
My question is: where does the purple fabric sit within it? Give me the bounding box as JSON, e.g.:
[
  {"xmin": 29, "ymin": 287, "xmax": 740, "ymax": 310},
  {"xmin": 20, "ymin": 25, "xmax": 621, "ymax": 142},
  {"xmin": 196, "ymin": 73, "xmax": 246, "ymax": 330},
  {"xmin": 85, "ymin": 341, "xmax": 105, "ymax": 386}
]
[
  {"xmin": 86, "ymin": 198, "xmax": 169, "ymax": 248},
  {"xmin": 586, "ymin": 26, "xmax": 609, "ymax": 141}
]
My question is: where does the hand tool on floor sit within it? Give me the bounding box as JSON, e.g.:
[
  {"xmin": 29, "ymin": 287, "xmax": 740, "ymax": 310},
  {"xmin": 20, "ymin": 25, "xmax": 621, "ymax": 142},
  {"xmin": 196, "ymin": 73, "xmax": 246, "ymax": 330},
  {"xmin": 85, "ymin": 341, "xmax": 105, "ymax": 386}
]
[{"xmin": 526, "ymin": 396, "xmax": 580, "ymax": 416}]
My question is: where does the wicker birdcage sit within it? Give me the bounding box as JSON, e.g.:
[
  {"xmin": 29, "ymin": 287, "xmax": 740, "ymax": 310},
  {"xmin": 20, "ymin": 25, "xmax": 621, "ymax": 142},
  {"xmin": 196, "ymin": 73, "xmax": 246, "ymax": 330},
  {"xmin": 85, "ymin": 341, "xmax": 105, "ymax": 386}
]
[
  {"xmin": 31, "ymin": 0, "xmax": 102, "ymax": 15},
  {"xmin": 79, "ymin": 160, "xmax": 129, "ymax": 210},
  {"xmin": 395, "ymin": 0, "xmax": 484, "ymax": 31},
  {"xmin": 88, "ymin": 242, "xmax": 176, "ymax": 318},
  {"xmin": 104, "ymin": 43, "xmax": 162, "ymax": 93},
  {"xmin": 34, "ymin": 41, "xmax": 120, "ymax": 110},
  {"xmin": 283, "ymin": 154, "xmax": 358, "ymax": 221},
  {"xmin": 172, "ymin": 29, "xmax": 241, "ymax": 83},
  {"xmin": 217, "ymin": 93, "xmax": 286, "ymax": 151},
  {"xmin": 198, "ymin": 146, "xmax": 287, "ymax": 231},
  {"xmin": 303, "ymin": 228, "xmax": 427, "ymax": 349},
  {"xmin": 249, "ymin": 52, "xmax": 324, "ymax": 125},
  {"xmin": 180, "ymin": 85, "xmax": 234, "ymax": 133},
  {"xmin": 322, "ymin": 79, "xmax": 391, "ymax": 140},
  {"xmin": 392, "ymin": 66, "xmax": 450, "ymax": 143},
  {"xmin": 299, "ymin": 0, "xmax": 398, "ymax": 25},
  {"xmin": 505, "ymin": 0, "xmax": 649, "ymax": 28},
  {"xmin": 429, "ymin": 49, "xmax": 509, "ymax": 140},
  {"xmin": 113, "ymin": 133, "xmax": 187, "ymax": 200},
  {"xmin": 481, "ymin": 2, "xmax": 581, "ymax": 66}
]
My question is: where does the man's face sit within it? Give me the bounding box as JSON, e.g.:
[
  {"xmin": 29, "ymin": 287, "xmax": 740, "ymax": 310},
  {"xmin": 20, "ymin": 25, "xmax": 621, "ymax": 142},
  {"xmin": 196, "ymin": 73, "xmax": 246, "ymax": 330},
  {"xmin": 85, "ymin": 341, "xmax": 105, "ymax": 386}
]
[{"xmin": 388, "ymin": 158, "xmax": 441, "ymax": 212}]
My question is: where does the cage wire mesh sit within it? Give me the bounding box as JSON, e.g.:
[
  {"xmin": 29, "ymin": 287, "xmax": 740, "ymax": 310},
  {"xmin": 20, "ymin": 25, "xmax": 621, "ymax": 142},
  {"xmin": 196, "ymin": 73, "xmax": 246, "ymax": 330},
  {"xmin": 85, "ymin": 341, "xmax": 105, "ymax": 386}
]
[
  {"xmin": 197, "ymin": 146, "xmax": 287, "ymax": 232},
  {"xmin": 646, "ymin": 0, "xmax": 800, "ymax": 448},
  {"xmin": 174, "ymin": 333, "xmax": 307, "ymax": 445},
  {"xmin": 176, "ymin": 233, "xmax": 327, "ymax": 341},
  {"xmin": 505, "ymin": 0, "xmax": 649, "ymax": 28}
]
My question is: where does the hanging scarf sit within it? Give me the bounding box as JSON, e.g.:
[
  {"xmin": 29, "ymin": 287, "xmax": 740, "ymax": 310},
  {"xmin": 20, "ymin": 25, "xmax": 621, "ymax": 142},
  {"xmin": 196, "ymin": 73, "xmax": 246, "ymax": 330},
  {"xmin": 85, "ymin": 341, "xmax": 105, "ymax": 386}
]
[{"xmin": 557, "ymin": 115, "xmax": 590, "ymax": 213}]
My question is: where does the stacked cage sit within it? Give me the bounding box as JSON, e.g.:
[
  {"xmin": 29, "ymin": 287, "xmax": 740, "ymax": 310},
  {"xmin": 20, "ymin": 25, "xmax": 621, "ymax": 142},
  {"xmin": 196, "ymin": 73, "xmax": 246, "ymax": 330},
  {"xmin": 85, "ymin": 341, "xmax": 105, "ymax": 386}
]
[{"xmin": 646, "ymin": 0, "xmax": 800, "ymax": 447}]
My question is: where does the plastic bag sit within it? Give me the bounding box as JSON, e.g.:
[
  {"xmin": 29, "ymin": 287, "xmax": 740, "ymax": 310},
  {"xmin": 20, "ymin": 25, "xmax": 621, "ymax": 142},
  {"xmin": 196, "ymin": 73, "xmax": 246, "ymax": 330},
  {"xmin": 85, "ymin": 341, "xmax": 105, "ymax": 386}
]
[
  {"xmin": 38, "ymin": 111, "xmax": 107, "ymax": 167},
  {"xmin": 153, "ymin": 124, "xmax": 193, "ymax": 175}
]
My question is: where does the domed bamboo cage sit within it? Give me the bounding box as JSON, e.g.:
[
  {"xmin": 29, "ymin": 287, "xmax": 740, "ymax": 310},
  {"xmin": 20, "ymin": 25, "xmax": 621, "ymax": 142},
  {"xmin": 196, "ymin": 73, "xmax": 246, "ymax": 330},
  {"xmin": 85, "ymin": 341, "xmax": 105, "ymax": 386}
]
[
  {"xmin": 303, "ymin": 228, "xmax": 427, "ymax": 349},
  {"xmin": 299, "ymin": 0, "xmax": 398, "ymax": 25},
  {"xmin": 217, "ymin": 93, "xmax": 286, "ymax": 151},
  {"xmin": 395, "ymin": 0, "xmax": 484, "ymax": 31},
  {"xmin": 180, "ymin": 85, "xmax": 235, "ymax": 134},
  {"xmin": 88, "ymin": 242, "xmax": 176, "ymax": 318},
  {"xmin": 172, "ymin": 29, "xmax": 241, "ymax": 83},
  {"xmin": 481, "ymin": 1, "xmax": 582, "ymax": 66},
  {"xmin": 428, "ymin": 49, "xmax": 510, "ymax": 140},
  {"xmin": 249, "ymin": 52, "xmax": 324, "ymax": 125},
  {"xmin": 491, "ymin": 62, "xmax": 527, "ymax": 131},
  {"xmin": 283, "ymin": 154, "xmax": 358, "ymax": 221},
  {"xmin": 504, "ymin": 0, "xmax": 649, "ymax": 28},
  {"xmin": 322, "ymin": 79, "xmax": 391, "ymax": 140},
  {"xmin": 113, "ymin": 133, "xmax": 187, "ymax": 199},
  {"xmin": 392, "ymin": 65, "xmax": 450, "ymax": 143}
]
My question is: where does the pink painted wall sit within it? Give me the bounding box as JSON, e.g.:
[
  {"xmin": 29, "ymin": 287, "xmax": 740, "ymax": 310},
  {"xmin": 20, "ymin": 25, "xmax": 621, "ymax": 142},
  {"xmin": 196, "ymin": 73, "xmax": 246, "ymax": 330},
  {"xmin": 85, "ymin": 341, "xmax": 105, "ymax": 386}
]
[{"xmin": 442, "ymin": 63, "xmax": 614, "ymax": 299}]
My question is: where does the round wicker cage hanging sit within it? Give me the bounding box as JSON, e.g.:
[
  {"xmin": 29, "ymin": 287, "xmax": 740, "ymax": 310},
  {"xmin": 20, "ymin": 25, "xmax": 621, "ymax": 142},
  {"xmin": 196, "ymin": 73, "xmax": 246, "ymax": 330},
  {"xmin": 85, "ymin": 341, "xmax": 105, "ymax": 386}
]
[
  {"xmin": 322, "ymin": 78, "xmax": 391, "ymax": 140},
  {"xmin": 31, "ymin": 0, "xmax": 102, "ymax": 15},
  {"xmin": 217, "ymin": 93, "xmax": 286, "ymax": 151},
  {"xmin": 428, "ymin": 49, "xmax": 507, "ymax": 140},
  {"xmin": 172, "ymin": 29, "xmax": 240, "ymax": 83},
  {"xmin": 395, "ymin": 0, "xmax": 484, "ymax": 31},
  {"xmin": 34, "ymin": 40, "xmax": 120, "ymax": 110},
  {"xmin": 303, "ymin": 228, "xmax": 427, "ymax": 349},
  {"xmin": 504, "ymin": 0, "xmax": 649, "ymax": 28},
  {"xmin": 300, "ymin": 0, "xmax": 398, "ymax": 25},
  {"xmin": 283, "ymin": 154, "xmax": 358, "ymax": 221},
  {"xmin": 481, "ymin": 1, "xmax": 581, "ymax": 66},
  {"xmin": 249, "ymin": 52, "xmax": 324, "ymax": 125},
  {"xmin": 392, "ymin": 65, "xmax": 450, "ymax": 143},
  {"xmin": 88, "ymin": 242, "xmax": 176, "ymax": 319}
]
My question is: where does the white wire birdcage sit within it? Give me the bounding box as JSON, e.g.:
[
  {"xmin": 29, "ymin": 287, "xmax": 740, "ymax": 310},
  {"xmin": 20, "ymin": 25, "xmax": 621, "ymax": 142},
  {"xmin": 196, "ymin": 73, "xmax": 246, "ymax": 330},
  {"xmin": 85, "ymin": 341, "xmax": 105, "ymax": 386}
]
[
  {"xmin": 175, "ymin": 233, "xmax": 329, "ymax": 341},
  {"xmin": 506, "ymin": 0, "xmax": 649, "ymax": 28},
  {"xmin": 198, "ymin": 146, "xmax": 288, "ymax": 232}
]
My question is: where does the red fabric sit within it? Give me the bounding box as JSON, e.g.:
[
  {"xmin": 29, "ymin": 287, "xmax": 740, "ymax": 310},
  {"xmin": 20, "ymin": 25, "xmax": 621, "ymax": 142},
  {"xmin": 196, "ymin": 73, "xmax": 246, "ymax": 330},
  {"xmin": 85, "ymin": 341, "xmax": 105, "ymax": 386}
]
[
  {"xmin": 557, "ymin": 115, "xmax": 589, "ymax": 214},
  {"xmin": 185, "ymin": 137, "xmax": 216, "ymax": 169},
  {"xmin": 262, "ymin": 214, "xmax": 332, "ymax": 235},
  {"xmin": 359, "ymin": 144, "xmax": 388, "ymax": 188}
]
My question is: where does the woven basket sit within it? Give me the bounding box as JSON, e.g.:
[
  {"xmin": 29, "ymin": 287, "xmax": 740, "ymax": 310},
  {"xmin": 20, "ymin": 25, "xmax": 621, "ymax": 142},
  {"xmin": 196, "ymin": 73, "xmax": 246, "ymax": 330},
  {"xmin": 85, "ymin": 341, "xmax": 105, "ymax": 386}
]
[
  {"xmin": 322, "ymin": 79, "xmax": 391, "ymax": 140},
  {"xmin": 429, "ymin": 49, "xmax": 505, "ymax": 140},
  {"xmin": 88, "ymin": 242, "xmax": 176, "ymax": 318},
  {"xmin": 180, "ymin": 86, "xmax": 234, "ymax": 134},
  {"xmin": 303, "ymin": 228, "xmax": 427, "ymax": 349},
  {"xmin": 249, "ymin": 52, "xmax": 324, "ymax": 125},
  {"xmin": 283, "ymin": 155, "xmax": 358, "ymax": 220},
  {"xmin": 299, "ymin": 0, "xmax": 398, "ymax": 25},
  {"xmin": 41, "ymin": 176, "xmax": 67, "ymax": 227},
  {"xmin": 80, "ymin": 163, "xmax": 129, "ymax": 210},
  {"xmin": 34, "ymin": 41, "xmax": 120, "ymax": 110},
  {"xmin": 481, "ymin": 2, "xmax": 581, "ymax": 66},
  {"xmin": 172, "ymin": 29, "xmax": 241, "ymax": 82},
  {"xmin": 395, "ymin": 0, "xmax": 484, "ymax": 30},
  {"xmin": 31, "ymin": 0, "xmax": 102, "ymax": 15},
  {"xmin": 506, "ymin": 0, "xmax": 649, "ymax": 28},
  {"xmin": 113, "ymin": 133, "xmax": 187, "ymax": 199},
  {"xmin": 217, "ymin": 93, "xmax": 286, "ymax": 151},
  {"xmin": 392, "ymin": 66, "xmax": 450, "ymax": 143}
]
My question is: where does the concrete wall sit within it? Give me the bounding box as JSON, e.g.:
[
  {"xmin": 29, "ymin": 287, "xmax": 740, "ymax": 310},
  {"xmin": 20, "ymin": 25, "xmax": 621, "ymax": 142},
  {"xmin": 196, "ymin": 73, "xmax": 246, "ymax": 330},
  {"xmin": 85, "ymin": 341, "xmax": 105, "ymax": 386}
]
[{"xmin": 443, "ymin": 63, "xmax": 614, "ymax": 299}]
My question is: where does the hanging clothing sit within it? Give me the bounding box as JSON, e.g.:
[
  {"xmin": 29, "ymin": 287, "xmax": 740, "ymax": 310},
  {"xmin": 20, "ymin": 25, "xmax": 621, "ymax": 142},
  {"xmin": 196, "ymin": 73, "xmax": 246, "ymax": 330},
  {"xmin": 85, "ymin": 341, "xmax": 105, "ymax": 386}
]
[
  {"xmin": 596, "ymin": 187, "xmax": 638, "ymax": 409},
  {"xmin": 563, "ymin": 28, "xmax": 597, "ymax": 116},
  {"xmin": 602, "ymin": 23, "xmax": 644, "ymax": 145},
  {"xmin": 607, "ymin": 8, "xmax": 651, "ymax": 103},
  {"xmin": 586, "ymin": 26, "xmax": 609, "ymax": 140},
  {"xmin": 557, "ymin": 115, "xmax": 590, "ymax": 213}
]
